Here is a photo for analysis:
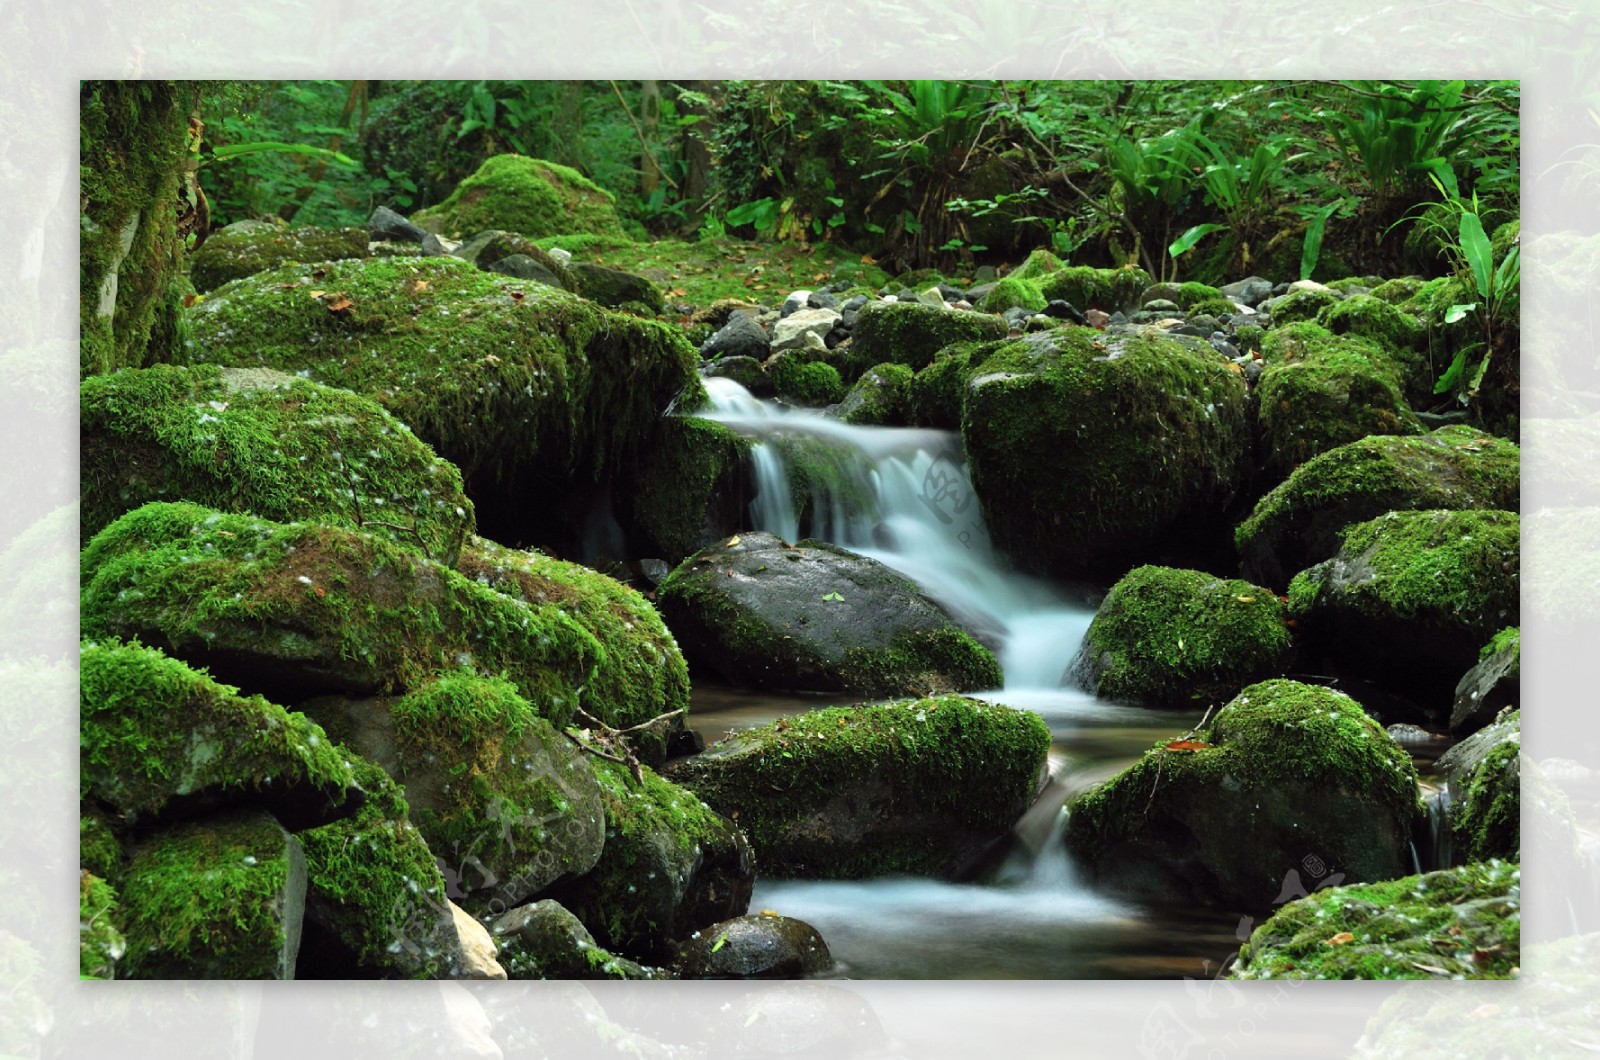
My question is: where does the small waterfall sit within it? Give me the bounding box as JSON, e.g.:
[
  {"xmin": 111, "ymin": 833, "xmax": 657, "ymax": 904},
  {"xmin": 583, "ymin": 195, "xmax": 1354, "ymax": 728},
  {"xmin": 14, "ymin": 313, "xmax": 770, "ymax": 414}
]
[
  {"xmin": 697, "ymin": 377, "xmax": 1095, "ymax": 691},
  {"xmin": 1422, "ymin": 784, "xmax": 1455, "ymax": 872}
]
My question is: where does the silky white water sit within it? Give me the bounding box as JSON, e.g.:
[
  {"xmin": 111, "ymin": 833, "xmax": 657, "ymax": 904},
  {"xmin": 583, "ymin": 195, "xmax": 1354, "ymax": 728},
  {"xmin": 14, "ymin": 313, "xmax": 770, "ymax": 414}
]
[{"xmin": 698, "ymin": 376, "xmax": 1097, "ymax": 693}]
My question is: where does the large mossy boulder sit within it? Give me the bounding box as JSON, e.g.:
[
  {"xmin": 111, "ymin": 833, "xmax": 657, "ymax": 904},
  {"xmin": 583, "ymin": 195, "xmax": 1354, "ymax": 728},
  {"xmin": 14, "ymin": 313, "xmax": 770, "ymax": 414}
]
[
  {"xmin": 1068, "ymin": 566, "xmax": 1294, "ymax": 709},
  {"xmin": 1255, "ymin": 324, "xmax": 1424, "ymax": 480},
  {"xmin": 119, "ymin": 810, "xmax": 309, "ymax": 979},
  {"xmin": 1287, "ymin": 509, "xmax": 1520, "ymax": 705},
  {"xmin": 488, "ymin": 900, "xmax": 658, "ymax": 980},
  {"xmin": 1452, "ymin": 627, "xmax": 1519, "ymax": 736},
  {"xmin": 295, "ymin": 756, "xmax": 463, "ymax": 979},
  {"xmin": 81, "ymin": 363, "xmax": 476, "ymax": 564},
  {"xmin": 665, "ymin": 696, "xmax": 1050, "ymax": 879},
  {"xmin": 961, "ymin": 328, "xmax": 1250, "ymax": 580},
  {"xmin": 849, "ymin": 300, "xmax": 1007, "ymax": 371},
  {"xmin": 189, "ymin": 223, "xmax": 370, "ymax": 293},
  {"xmin": 1235, "ymin": 426, "xmax": 1521, "ymax": 589},
  {"xmin": 1315, "ymin": 293, "xmax": 1430, "ymax": 401},
  {"xmin": 835, "ymin": 362, "xmax": 914, "ymax": 426},
  {"xmin": 304, "ymin": 672, "xmax": 606, "ymax": 916},
  {"xmin": 454, "ymin": 536, "xmax": 690, "ymax": 746},
  {"xmin": 1229, "ymin": 860, "xmax": 1519, "ymax": 980},
  {"xmin": 1437, "ymin": 709, "xmax": 1521, "ymax": 863},
  {"xmin": 545, "ymin": 760, "xmax": 754, "ymax": 965},
  {"xmin": 1034, "ymin": 264, "xmax": 1152, "ymax": 313},
  {"xmin": 618, "ymin": 415, "xmax": 751, "ymax": 565},
  {"xmin": 80, "ymin": 502, "xmax": 601, "ymax": 723},
  {"xmin": 1064, "ymin": 680, "xmax": 1422, "ymax": 910},
  {"xmin": 657, "ymin": 532, "xmax": 1002, "ymax": 697},
  {"xmin": 412, "ymin": 154, "xmax": 627, "ymax": 241},
  {"xmin": 566, "ymin": 262, "xmax": 664, "ymax": 312},
  {"xmin": 80, "ymin": 639, "xmax": 359, "ymax": 829},
  {"xmin": 180, "ymin": 255, "xmax": 700, "ymax": 498}
]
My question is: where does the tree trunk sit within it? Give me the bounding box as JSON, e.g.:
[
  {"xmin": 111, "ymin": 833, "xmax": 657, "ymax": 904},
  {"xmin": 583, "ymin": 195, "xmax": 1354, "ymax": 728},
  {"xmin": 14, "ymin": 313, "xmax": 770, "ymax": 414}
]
[
  {"xmin": 552, "ymin": 81, "xmax": 585, "ymax": 170},
  {"xmin": 678, "ymin": 80, "xmax": 713, "ymax": 232},
  {"xmin": 639, "ymin": 80, "xmax": 662, "ymax": 200}
]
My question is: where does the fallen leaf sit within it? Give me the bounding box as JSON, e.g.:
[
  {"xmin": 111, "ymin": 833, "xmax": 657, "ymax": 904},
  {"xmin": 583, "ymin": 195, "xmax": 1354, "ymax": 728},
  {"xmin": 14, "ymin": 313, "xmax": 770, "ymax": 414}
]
[
  {"xmin": 1165, "ymin": 740, "xmax": 1211, "ymax": 752},
  {"xmin": 1235, "ymin": 595, "xmax": 1256, "ymax": 603},
  {"xmin": 862, "ymin": 254, "xmax": 878, "ymax": 265},
  {"xmin": 509, "ymin": 290, "xmax": 524, "ymax": 301},
  {"xmin": 1408, "ymin": 960, "xmax": 1451, "ymax": 975},
  {"xmin": 182, "ymin": 293, "xmax": 201, "ymax": 308},
  {"xmin": 310, "ymin": 268, "xmax": 327, "ymax": 280},
  {"xmin": 326, "ymin": 297, "xmax": 354, "ymax": 313},
  {"xmin": 308, "ymin": 289, "xmax": 326, "ymax": 298},
  {"xmin": 276, "ymin": 282, "xmax": 302, "ymax": 290},
  {"xmin": 726, "ymin": 534, "xmax": 741, "ymax": 546},
  {"xmin": 822, "ymin": 591, "xmax": 844, "ymax": 602},
  {"xmin": 760, "ymin": 909, "xmax": 780, "ymax": 917},
  {"xmin": 711, "ymin": 933, "xmax": 730, "ymax": 953},
  {"xmin": 1326, "ymin": 932, "xmax": 1355, "ymax": 946},
  {"xmin": 483, "ymin": 354, "xmax": 501, "ymax": 366}
]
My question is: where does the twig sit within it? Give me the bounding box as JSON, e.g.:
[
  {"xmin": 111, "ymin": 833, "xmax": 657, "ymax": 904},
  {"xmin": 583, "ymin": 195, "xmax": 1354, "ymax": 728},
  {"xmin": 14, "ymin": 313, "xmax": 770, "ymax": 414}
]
[
  {"xmin": 609, "ymin": 80, "xmax": 680, "ymax": 191},
  {"xmin": 328, "ymin": 438, "xmax": 433, "ymax": 561}
]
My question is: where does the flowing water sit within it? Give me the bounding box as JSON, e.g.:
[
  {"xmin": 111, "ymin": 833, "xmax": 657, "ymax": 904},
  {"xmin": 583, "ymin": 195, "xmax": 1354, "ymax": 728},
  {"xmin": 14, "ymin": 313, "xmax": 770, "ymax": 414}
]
[{"xmin": 688, "ymin": 379, "xmax": 1441, "ymax": 978}]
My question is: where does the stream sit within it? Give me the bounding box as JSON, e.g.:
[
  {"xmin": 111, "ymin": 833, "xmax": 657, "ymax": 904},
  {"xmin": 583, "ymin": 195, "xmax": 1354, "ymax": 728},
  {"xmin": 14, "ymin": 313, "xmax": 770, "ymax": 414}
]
[{"xmin": 685, "ymin": 378, "xmax": 1445, "ymax": 979}]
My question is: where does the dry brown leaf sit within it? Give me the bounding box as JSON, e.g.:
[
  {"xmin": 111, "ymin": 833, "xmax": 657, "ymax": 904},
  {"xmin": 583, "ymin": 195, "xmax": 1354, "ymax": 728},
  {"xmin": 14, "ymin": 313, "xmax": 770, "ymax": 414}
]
[
  {"xmin": 1165, "ymin": 740, "xmax": 1211, "ymax": 753},
  {"xmin": 1326, "ymin": 932, "xmax": 1355, "ymax": 946},
  {"xmin": 326, "ymin": 297, "xmax": 354, "ymax": 313}
]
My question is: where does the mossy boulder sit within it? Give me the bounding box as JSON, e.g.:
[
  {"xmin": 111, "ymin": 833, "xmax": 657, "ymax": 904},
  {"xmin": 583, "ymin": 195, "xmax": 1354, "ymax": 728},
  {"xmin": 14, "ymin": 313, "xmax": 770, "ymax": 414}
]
[
  {"xmin": 544, "ymin": 759, "xmax": 754, "ymax": 964},
  {"xmin": 565, "ymin": 262, "xmax": 664, "ymax": 312},
  {"xmin": 181, "ymin": 255, "xmax": 700, "ymax": 499},
  {"xmin": 618, "ymin": 416, "xmax": 751, "ymax": 565},
  {"xmin": 80, "ymin": 639, "xmax": 359, "ymax": 829},
  {"xmin": 81, "ymin": 811, "xmax": 124, "ymax": 884},
  {"xmin": 907, "ymin": 340, "xmax": 989, "ymax": 430},
  {"xmin": 453, "ymin": 230, "xmax": 573, "ymax": 286},
  {"xmin": 1451, "ymin": 627, "xmax": 1519, "ymax": 736},
  {"xmin": 119, "ymin": 809, "xmax": 308, "ymax": 978},
  {"xmin": 488, "ymin": 900, "xmax": 658, "ymax": 979},
  {"xmin": 674, "ymin": 914, "xmax": 833, "ymax": 979},
  {"xmin": 1438, "ymin": 709, "xmax": 1521, "ymax": 862},
  {"xmin": 1068, "ymin": 566, "xmax": 1294, "ymax": 709},
  {"xmin": 1229, "ymin": 860, "xmax": 1519, "ymax": 980},
  {"xmin": 1261, "ymin": 283, "xmax": 1339, "ymax": 324},
  {"xmin": 80, "ymin": 502, "xmax": 602, "ymax": 723},
  {"xmin": 295, "ymin": 756, "xmax": 463, "ymax": 979},
  {"xmin": 1256, "ymin": 328, "xmax": 1424, "ymax": 480},
  {"xmin": 81, "ymin": 363, "xmax": 476, "ymax": 564},
  {"xmin": 304, "ymin": 672, "xmax": 607, "ymax": 916},
  {"xmin": 975, "ymin": 276, "xmax": 1045, "ymax": 315},
  {"xmin": 1064, "ymin": 680, "xmax": 1422, "ymax": 910},
  {"xmin": 1034, "ymin": 265, "xmax": 1152, "ymax": 313},
  {"xmin": 412, "ymin": 154, "xmax": 627, "ymax": 241},
  {"xmin": 188, "ymin": 224, "xmax": 370, "ymax": 293},
  {"xmin": 665, "ymin": 696, "xmax": 1050, "ymax": 879},
  {"xmin": 768, "ymin": 356, "xmax": 844, "ymax": 406},
  {"xmin": 1316, "ymin": 294, "xmax": 1430, "ymax": 401},
  {"xmin": 1287, "ymin": 510, "xmax": 1520, "ymax": 705},
  {"xmin": 80, "ymin": 870, "xmax": 126, "ymax": 979},
  {"xmin": 1006, "ymin": 248, "xmax": 1063, "ymax": 283},
  {"xmin": 835, "ymin": 362, "xmax": 914, "ymax": 426},
  {"xmin": 1236, "ymin": 426, "xmax": 1521, "ymax": 589},
  {"xmin": 455, "ymin": 536, "xmax": 690, "ymax": 748},
  {"xmin": 961, "ymin": 328, "xmax": 1250, "ymax": 580},
  {"xmin": 849, "ymin": 300, "xmax": 1008, "ymax": 371},
  {"xmin": 658, "ymin": 532, "xmax": 1002, "ymax": 697}
]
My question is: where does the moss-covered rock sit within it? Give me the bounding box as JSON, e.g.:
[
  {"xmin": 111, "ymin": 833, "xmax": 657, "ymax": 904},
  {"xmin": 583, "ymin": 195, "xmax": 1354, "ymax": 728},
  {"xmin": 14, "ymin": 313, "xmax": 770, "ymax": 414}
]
[
  {"xmin": 768, "ymin": 357, "xmax": 844, "ymax": 406},
  {"xmin": 1069, "ymin": 566, "xmax": 1293, "ymax": 709},
  {"xmin": 618, "ymin": 415, "xmax": 751, "ymax": 565},
  {"xmin": 181, "ymin": 255, "xmax": 700, "ymax": 499},
  {"xmin": 566, "ymin": 262, "xmax": 663, "ymax": 312},
  {"xmin": 1316, "ymin": 293, "xmax": 1429, "ymax": 400},
  {"xmin": 81, "ymin": 811, "xmax": 124, "ymax": 884},
  {"xmin": 119, "ymin": 809, "xmax": 308, "ymax": 978},
  {"xmin": 1438, "ymin": 709, "xmax": 1521, "ymax": 863},
  {"xmin": 849, "ymin": 300, "xmax": 1008, "ymax": 371},
  {"xmin": 1287, "ymin": 509, "xmax": 1520, "ymax": 704},
  {"xmin": 1064, "ymin": 680, "xmax": 1421, "ymax": 910},
  {"xmin": 961, "ymin": 328, "xmax": 1250, "ymax": 580},
  {"xmin": 1451, "ymin": 627, "xmax": 1519, "ymax": 736},
  {"xmin": 412, "ymin": 154, "xmax": 627, "ymax": 241},
  {"xmin": 1256, "ymin": 327, "xmax": 1424, "ymax": 480},
  {"xmin": 81, "ymin": 502, "xmax": 602, "ymax": 724},
  {"xmin": 1034, "ymin": 265, "xmax": 1152, "ymax": 312},
  {"xmin": 488, "ymin": 900, "xmax": 659, "ymax": 979},
  {"xmin": 1262, "ymin": 283, "xmax": 1339, "ymax": 324},
  {"xmin": 80, "ymin": 639, "xmax": 359, "ymax": 828},
  {"xmin": 1235, "ymin": 426, "xmax": 1521, "ymax": 589},
  {"xmin": 835, "ymin": 362, "xmax": 914, "ymax": 426},
  {"xmin": 189, "ymin": 224, "xmax": 370, "ymax": 294},
  {"xmin": 665, "ymin": 696, "xmax": 1049, "ymax": 879},
  {"xmin": 1229, "ymin": 860, "xmax": 1519, "ymax": 980},
  {"xmin": 975, "ymin": 276, "xmax": 1045, "ymax": 315},
  {"xmin": 545, "ymin": 759, "xmax": 754, "ymax": 964},
  {"xmin": 658, "ymin": 532, "xmax": 1002, "ymax": 697},
  {"xmin": 1006, "ymin": 248, "xmax": 1063, "ymax": 284},
  {"xmin": 295, "ymin": 755, "xmax": 463, "ymax": 979},
  {"xmin": 674, "ymin": 913, "xmax": 833, "ymax": 979},
  {"xmin": 81, "ymin": 363, "xmax": 476, "ymax": 563},
  {"xmin": 906, "ymin": 340, "xmax": 991, "ymax": 429},
  {"xmin": 80, "ymin": 870, "xmax": 126, "ymax": 979},
  {"xmin": 453, "ymin": 230, "xmax": 573, "ymax": 286}
]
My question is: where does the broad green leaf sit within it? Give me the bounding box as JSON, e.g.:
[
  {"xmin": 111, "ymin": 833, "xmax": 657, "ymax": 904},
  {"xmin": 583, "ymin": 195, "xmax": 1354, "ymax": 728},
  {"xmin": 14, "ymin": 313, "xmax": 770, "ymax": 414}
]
[
  {"xmin": 207, "ymin": 142, "xmax": 357, "ymax": 167},
  {"xmin": 1168, "ymin": 223, "xmax": 1228, "ymax": 258},
  {"xmin": 1444, "ymin": 302, "xmax": 1478, "ymax": 324},
  {"xmin": 1301, "ymin": 205, "xmax": 1337, "ymax": 280},
  {"xmin": 1458, "ymin": 212, "xmax": 1493, "ymax": 299}
]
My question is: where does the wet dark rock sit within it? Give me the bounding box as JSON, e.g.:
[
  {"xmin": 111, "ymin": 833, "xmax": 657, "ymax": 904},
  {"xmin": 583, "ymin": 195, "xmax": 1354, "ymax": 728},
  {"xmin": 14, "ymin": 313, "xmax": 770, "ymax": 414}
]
[
  {"xmin": 701, "ymin": 312, "xmax": 771, "ymax": 360},
  {"xmin": 1042, "ymin": 299, "xmax": 1084, "ymax": 323},
  {"xmin": 1451, "ymin": 628, "xmax": 1520, "ymax": 737},
  {"xmin": 368, "ymin": 205, "xmax": 428, "ymax": 243},
  {"xmin": 489, "ymin": 900, "xmax": 659, "ymax": 979},
  {"xmin": 674, "ymin": 914, "xmax": 834, "ymax": 979},
  {"xmin": 1220, "ymin": 276, "xmax": 1275, "ymax": 305},
  {"xmin": 485, "ymin": 254, "xmax": 563, "ymax": 286},
  {"xmin": 703, "ymin": 354, "xmax": 775, "ymax": 396},
  {"xmin": 568, "ymin": 262, "xmax": 663, "ymax": 311}
]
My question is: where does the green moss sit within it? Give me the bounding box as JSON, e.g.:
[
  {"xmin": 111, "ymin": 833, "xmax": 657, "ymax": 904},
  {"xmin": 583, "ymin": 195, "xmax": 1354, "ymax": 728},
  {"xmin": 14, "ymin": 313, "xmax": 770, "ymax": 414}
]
[
  {"xmin": 1231, "ymin": 861, "xmax": 1519, "ymax": 980},
  {"xmin": 1075, "ymin": 565, "xmax": 1293, "ymax": 708},
  {"xmin": 80, "ymin": 363, "xmax": 476, "ymax": 563},
  {"xmin": 80, "ymin": 870, "xmax": 126, "ymax": 979},
  {"xmin": 189, "ymin": 225, "xmax": 369, "ymax": 293},
  {"xmin": 961, "ymin": 328, "xmax": 1250, "ymax": 578},
  {"xmin": 850, "ymin": 300, "xmax": 1009, "ymax": 371},
  {"xmin": 80, "ymin": 81, "xmax": 191, "ymax": 377},
  {"xmin": 79, "ymin": 639, "xmax": 357, "ymax": 821},
  {"xmin": 1453, "ymin": 740, "xmax": 1521, "ymax": 862},
  {"xmin": 1175, "ymin": 281, "xmax": 1225, "ymax": 309},
  {"xmin": 621, "ymin": 416, "xmax": 751, "ymax": 564},
  {"xmin": 1369, "ymin": 277, "xmax": 1425, "ymax": 305},
  {"xmin": 769, "ymin": 358, "xmax": 844, "ymax": 406},
  {"xmin": 669, "ymin": 695, "xmax": 1050, "ymax": 878},
  {"xmin": 1256, "ymin": 343, "xmax": 1423, "ymax": 479},
  {"xmin": 181, "ymin": 255, "xmax": 701, "ymax": 489},
  {"xmin": 1265, "ymin": 285, "xmax": 1339, "ymax": 324},
  {"xmin": 1067, "ymin": 679, "xmax": 1422, "ymax": 868},
  {"xmin": 837, "ymin": 362, "xmax": 915, "ymax": 425},
  {"xmin": 894, "ymin": 268, "xmax": 947, "ymax": 290},
  {"xmin": 120, "ymin": 810, "xmax": 303, "ymax": 979},
  {"xmin": 455, "ymin": 537, "xmax": 691, "ymax": 737},
  {"xmin": 1187, "ymin": 296, "xmax": 1238, "ymax": 319},
  {"xmin": 296, "ymin": 755, "xmax": 458, "ymax": 978},
  {"xmin": 975, "ymin": 276, "xmax": 1046, "ymax": 314},
  {"xmin": 1034, "ymin": 265, "xmax": 1153, "ymax": 312},
  {"xmin": 1481, "ymin": 627, "xmax": 1520, "ymax": 668},
  {"xmin": 1007, "ymin": 248, "xmax": 1064, "ymax": 283},
  {"xmin": 906, "ymin": 340, "xmax": 996, "ymax": 429},
  {"xmin": 413, "ymin": 154, "xmax": 626, "ymax": 240},
  {"xmin": 1316, "ymin": 294, "xmax": 1429, "ymax": 399},
  {"xmin": 81, "ymin": 812, "xmax": 124, "ymax": 884},
  {"xmin": 80, "ymin": 502, "xmax": 602, "ymax": 728}
]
